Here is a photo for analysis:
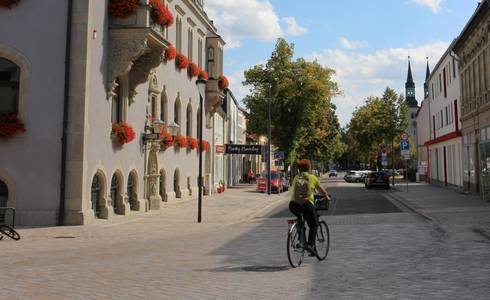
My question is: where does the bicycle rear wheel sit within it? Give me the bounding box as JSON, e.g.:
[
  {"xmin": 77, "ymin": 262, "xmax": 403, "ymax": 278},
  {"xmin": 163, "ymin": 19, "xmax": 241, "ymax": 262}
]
[
  {"xmin": 315, "ymin": 221, "xmax": 330, "ymax": 260},
  {"xmin": 287, "ymin": 223, "xmax": 304, "ymax": 268},
  {"xmin": 0, "ymin": 225, "xmax": 21, "ymax": 241}
]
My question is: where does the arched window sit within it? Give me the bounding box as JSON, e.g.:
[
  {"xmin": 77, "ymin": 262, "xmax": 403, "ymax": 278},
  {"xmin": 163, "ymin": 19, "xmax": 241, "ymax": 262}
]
[
  {"xmin": 111, "ymin": 79, "xmax": 122, "ymax": 123},
  {"xmin": 159, "ymin": 169, "xmax": 167, "ymax": 202},
  {"xmin": 0, "ymin": 58, "xmax": 20, "ymax": 115},
  {"xmin": 90, "ymin": 175, "xmax": 102, "ymax": 218},
  {"xmin": 174, "ymin": 96, "xmax": 181, "ymax": 129},
  {"xmin": 186, "ymin": 102, "xmax": 192, "ymax": 136},
  {"xmin": 188, "ymin": 29, "xmax": 194, "ymax": 62},
  {"xmin": 110, "ymin": 174, "xmax": 120, "ymax": 213},
  {"xmin": 161, "ymin": 89, "xmax": 168, "ymax": 124},
  {"xmin": 127, "ymin": 172, "xmax": 137, "ymax": 211}
]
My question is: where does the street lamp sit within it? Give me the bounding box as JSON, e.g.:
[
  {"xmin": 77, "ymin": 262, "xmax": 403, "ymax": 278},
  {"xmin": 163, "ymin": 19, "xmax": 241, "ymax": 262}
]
[
  {"xmin": 152, "ymin": 119, "xmax": 164, "ymax": 136},
  {"xmin": 196, "ymin": 78, "xmax": 207, "ymax": 223},
  {"xmin": 166, "ymin": 121, "xmax": 180, "ymax": 136}
]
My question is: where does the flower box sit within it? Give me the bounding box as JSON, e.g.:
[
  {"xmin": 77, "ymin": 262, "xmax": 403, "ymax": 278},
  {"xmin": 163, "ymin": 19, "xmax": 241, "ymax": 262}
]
[
  {"xmin": 218, "ymin": 75, "xmax": 229, "ymax": 90},
  {"xmin": 188, "ymin": 63, "xmax": 200, "ymax": 78},
  {"xmin": 111, "ymin": 122, "xmax": 136, "ymax": 145},
  {"xmin": 165, "ymin": 45, "xmax": 177, "ymax": 61},
  {"xmin": 159, "ymin": 127, "xmax": 174, "ymax": 150},
  {"xmin": 149, "ymin": 0, "xmax": 174, "ymax": 27},
  {"xmin": 0, "ymin": 0, "xmax": 21, "ymax": 8},
  {"xmin": 176, "ymin": 54, "xmax": 189, "ymax": 69},
  {"xmin": 173, "ymin": 134, "xmax": 188, "ymax": 148},
  {"xmin": 0, "ymin": 113, "xmax": 25, "ymax": 139},
  {"xmin": 108, "ymin": 0, "xmax": 138, "ymax": 18},
  {"xmin": 186, "ymin": 136, "xmax": 198, "ymax": 150},
  {"xmin": 199, "ymin": 70, "xmax": 209, "ymax": 80}
]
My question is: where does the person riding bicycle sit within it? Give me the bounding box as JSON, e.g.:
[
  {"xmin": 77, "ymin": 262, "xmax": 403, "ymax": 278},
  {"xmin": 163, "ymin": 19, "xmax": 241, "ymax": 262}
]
[{"xmin": 289, "ymin": 159, "xmax": 330, "ymax": 255}]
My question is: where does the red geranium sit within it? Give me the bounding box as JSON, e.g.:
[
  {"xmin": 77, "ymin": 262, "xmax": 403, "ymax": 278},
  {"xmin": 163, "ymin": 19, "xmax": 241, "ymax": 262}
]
[
  {"xmin": 188, "ymin": 63, "xmax": 200, "ymax": 77},
  {"xmin": 176, "ymin": 54, "xmax": 189, "ymax": 69},
  {"xmin": 0, "ymin": 0, "xmax": 20, "ymax": 8},
  {"xmin": 199, "ymin": 140, "xmax": 209, "ymax": 152},
  {"xmin": 165, "ymin": 45, "xmax": 177, "ymax": 61},
  {"xmin": 218, "ymin": 75, "xmax": 229, "ymax": 90},
  {"xmin": 174, "ymin": 134, "xmax": 188, "ymax": 148},
  {"xmin": 159, "ymin": 126, "xmax": 174, "ymax": 150},
  {"xmin": 0, "ymin": 113, "xmax": 25, "ymax": 139},
  {"xmin": 199, "ymin": 70, "xmax": 209, "ymax": 80},
  {"xmin": 186, "ymin": 136, "xmax": 198, "ymax": 150},
  {"xmin": 149, "ymin": 0, "xmax": 174, "ymax": 27},
  {"xmin": 111, "ymin": 122, "xmax": 136, "ymax": 145},
  {"xmin": 108, "ymin": 0, "xmax": 138, "ymax": 18}
]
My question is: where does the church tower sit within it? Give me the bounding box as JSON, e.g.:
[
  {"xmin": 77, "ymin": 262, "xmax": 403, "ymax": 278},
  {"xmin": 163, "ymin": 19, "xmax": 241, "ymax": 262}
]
[
  {"xmin": 405, "ymin": 57, "xmax": 418, "ymax": 107},
  {"xmin": 424, "ymin": 58, "xmax": 430, "ymax": 99},
  {"xmin": 405, "ymin": 57, "xmax": 419, "ymax": 168}
]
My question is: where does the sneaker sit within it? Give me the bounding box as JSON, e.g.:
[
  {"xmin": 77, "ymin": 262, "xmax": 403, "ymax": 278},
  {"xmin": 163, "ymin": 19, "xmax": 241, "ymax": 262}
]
[{"xmin": 306, "ymin": 244, "xmax": 317, "ymax": 256}]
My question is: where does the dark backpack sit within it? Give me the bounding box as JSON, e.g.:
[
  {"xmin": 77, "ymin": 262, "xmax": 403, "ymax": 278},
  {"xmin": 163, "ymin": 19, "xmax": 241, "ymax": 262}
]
[{"xmin": 293, "ymin": 174, "xmax": 311, "ymax": 204}]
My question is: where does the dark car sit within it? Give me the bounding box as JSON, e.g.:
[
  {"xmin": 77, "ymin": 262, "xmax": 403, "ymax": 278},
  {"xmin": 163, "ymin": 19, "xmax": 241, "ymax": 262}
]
[{"xmin": 365, "ymin": 172, "xmax": 390, "ymax": 189}]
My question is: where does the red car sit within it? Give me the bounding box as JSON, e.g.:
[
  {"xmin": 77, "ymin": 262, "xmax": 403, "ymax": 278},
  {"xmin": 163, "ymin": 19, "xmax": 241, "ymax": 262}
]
[{"xmin": 257, "ymin": 171, "xmax": 285, "ymax": 193}]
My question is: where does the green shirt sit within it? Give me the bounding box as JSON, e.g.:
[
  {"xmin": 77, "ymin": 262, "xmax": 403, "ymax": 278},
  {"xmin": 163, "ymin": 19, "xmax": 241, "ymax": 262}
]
[{"xmin": 290, "ymin": 172, "xmax": 320, "ymax": 205}]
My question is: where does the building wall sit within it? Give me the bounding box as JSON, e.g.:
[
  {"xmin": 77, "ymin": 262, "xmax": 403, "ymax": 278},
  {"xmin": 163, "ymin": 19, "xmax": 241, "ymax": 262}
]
[
  {"xmin": 416, "ymin": 98, "xmax": 430, "ymax": 178},
  {"xmin": 0, "ymin": 1, "xmax": 68, "ymax": 225}
]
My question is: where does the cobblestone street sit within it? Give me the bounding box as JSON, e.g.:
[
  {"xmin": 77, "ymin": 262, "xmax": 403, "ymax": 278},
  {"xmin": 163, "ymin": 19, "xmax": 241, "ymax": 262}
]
[{"xmin": 1, "ymin": 180, "xmax": 490, "ymax": 299}]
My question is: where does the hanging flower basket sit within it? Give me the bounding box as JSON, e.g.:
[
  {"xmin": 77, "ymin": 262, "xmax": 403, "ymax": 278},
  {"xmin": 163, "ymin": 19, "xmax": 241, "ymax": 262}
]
[
  {"xmin": 159, "ymin": 126, "xmax": 174, "ymax": 150},
  {"xmin": 173, "ymin": 134, "xmax": 188, "ymax": 148},
  {"xmin": 0, "ymin": 113, "xmax": 25, "ymax": 139},
  {"xmin": 176, "ymin": 54, "xmax": 189, "ymax": 69},
  {"xmin": 218, "ymin": 75, "xmax": 229, "ymax": 90},
  {"xmin": 165, "ymin": 45, "xmax": 177, "ymax": 61},
  {"xmin": 186, "ymin": 136, "xmax": 198, "ymax": 150},
  {"xmin": 108, "ymin": 0, "xmax": 138, "ymax": 18},
  {"xmin": 111, "ymin": 122, "xmax": 136, "ymax": 145},
  {"xmin": 188, "ymin": 63, "xmax": 200, "ymax": 78},
  {"xmin": 198, "ymin": 70, "xmax": 209, "ymax": 80},
  {"xmin": 149, "ymin": 0, "xmax": 174, "ymax": 27},
  {"xmin": 0, "ymin": 0, "xmax": 20, "ymax": 8}
]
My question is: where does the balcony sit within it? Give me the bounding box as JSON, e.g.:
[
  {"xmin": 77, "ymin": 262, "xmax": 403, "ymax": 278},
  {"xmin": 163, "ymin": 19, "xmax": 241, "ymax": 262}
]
[
  {"xmin": 107, "ymin": 1, "xmax": 170, "ymax": 99},
  {"xmin": 205, "ymin": 78, "xmax": 226, "ymax": 113}
]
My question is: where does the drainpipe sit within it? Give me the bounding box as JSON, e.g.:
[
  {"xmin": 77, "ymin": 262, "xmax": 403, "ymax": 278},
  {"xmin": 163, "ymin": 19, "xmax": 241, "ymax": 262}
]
[{"xmin": 58, "ymin": 0, "xmax": 73, "ymax": 226}]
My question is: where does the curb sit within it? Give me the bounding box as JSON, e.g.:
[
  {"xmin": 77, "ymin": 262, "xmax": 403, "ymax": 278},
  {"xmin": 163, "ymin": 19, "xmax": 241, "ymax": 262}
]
[{"xmin": 385, "ymin": 191, "xmax": 435, "ymax": 222}]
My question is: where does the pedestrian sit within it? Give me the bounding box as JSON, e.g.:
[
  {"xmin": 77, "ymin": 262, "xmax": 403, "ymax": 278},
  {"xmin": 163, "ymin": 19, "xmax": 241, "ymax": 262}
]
[
  {"xmin": 247, "ymin": 169, "xmax": 254, "ymax": 184},
  {"xmin": 289, "ymin": 159, "xmax": 330, "ymax": 255}
]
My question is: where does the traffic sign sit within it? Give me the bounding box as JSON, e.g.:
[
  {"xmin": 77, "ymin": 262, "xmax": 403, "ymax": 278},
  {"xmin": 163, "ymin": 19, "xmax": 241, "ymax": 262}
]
[
  {"xmin": 401, "ymin": 132, "xmax": 409, "ymax": 140},
  {"xmin": 274, "ymin": 151, "xmax": 285, "ymax": 160},
  {"xmin": 400, "ymin": 140, "xmax": 410, "ymax": 151}
]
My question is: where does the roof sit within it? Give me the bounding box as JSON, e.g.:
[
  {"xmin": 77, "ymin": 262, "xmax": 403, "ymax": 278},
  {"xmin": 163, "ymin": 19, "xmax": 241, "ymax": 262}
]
[
  {"xmin": 426, "ymin": 39, "xmax": 457, "ymax": 83},
  {"xmin": 453, "ymin": 0, "xmax": 489, "ymax": 52}
]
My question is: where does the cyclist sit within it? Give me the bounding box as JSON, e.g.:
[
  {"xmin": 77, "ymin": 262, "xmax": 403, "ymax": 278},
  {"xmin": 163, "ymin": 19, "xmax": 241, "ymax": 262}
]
[{"xmin": 289, "ymin": 159, "xmax": 330, "ymax": 255}]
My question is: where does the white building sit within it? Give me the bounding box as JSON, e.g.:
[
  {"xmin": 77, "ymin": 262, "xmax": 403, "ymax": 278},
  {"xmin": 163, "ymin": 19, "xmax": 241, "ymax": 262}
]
[
  {"xmin": 226, "ymin": 90, "xmax": 247, "ymax": 186},
  {"xmin": 425, "ymin": 42, "xmax": 463, "ymax": 188},
  {"xmin": 0, "ymin": 0, "xmax": 227, "ymax": 225}
]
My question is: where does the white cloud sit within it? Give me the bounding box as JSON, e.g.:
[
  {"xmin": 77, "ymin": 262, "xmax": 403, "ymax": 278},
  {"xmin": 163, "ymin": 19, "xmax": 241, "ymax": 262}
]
[
  {"xmin": 282, "ymin": 17, "xmax": 308, "ymax": 36},
  {"xmin": 411, "ymin": 0, "xmax": 445, "ymax": 13},
  {"xmin": 204, "ymin": 0, "xmax": 283, "ymax": 49},
  {"xmin": 339, "ymin": 37, "xmax": 368, "ymax": 50},
  {"xmin": 311, "ymin": 41, "xmax": 450, "ymax": 126}
]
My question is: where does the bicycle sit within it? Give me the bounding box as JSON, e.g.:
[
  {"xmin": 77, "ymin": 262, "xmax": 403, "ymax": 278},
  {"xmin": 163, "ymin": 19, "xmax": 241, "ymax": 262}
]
[
  {"xmin": 0, "ymin": 224, "xmax": 20, "ymax": 241},
  {"xmin": 0, "ymin": 207, "xmax": 20, "ymax": 241},
  {"xmin": 287, "ymin": 195, "xmax": 330, "ymax": 268}
]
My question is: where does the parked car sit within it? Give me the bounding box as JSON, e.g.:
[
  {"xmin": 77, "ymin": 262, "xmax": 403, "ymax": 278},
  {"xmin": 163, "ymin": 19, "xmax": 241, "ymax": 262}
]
[
  {"xmin": 344, "ymin": 171, "xmax": 365, "ymax": 183},
  {"xmin": 329, "ymin": 170, "xmax": 338, "ymax": 177},
  {"xmin": 257, "ymin": 171, "xmax": 285, "ymax": 193},
  {"xmin": 365, "ymin": 172, "xmax": 390, "ymax": 189},
  {"xmin": 281, "ymin": 173, "xmax": 289, "ymax": 191}
]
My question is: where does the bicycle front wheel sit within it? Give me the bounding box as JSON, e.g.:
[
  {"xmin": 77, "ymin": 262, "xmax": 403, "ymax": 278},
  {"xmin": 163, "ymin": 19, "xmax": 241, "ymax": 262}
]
[
  {"xmin": 0, "ymin": 225, "xmax": 21, "ymax": 241},
  {"xmin": 315, "ymin": 221, "xmax": 330, "ymax": 260},
  {"xmin": 287, "ymin": 223, "xmax": 304, "ymax": 268}
]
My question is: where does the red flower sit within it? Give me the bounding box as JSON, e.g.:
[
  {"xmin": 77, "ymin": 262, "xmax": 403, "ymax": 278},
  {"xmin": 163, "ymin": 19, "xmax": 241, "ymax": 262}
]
[
  {"xmin": 159, "ymin": 126, "xmax": 174, "ymax": 150},
  {"xmin": 176, "ymin": 54, "xmax": 189, "ymax": 69},
  {"xmin": 199, "ymin": 140, "xmax": 209, "ymax": 152},
  {"xmin": 108, "ymin": 0, "xmax": 138, "ymax": 18},
  {"xmin": 165, "ymin": 45, "xmax": 177, "ymax": 61},
  {"xmin": 199, "ymin": 70, "xmax": 209, "ymax": 80},
  {"xmin": 0, "ymin": 113, "xmax": 25, "ymax": 139},
  {"xmin": 149, "ymin": 0, "xmax": 174, "ymax": 27},
  {"xmin": 186, "ymin": 136, "xmax": 198, "ymax": 150},
  {"xmin": 111, "ymin": 122, "xmax": 136, "ymax": 145},
  {"xmin": 0, "ymin": 0, "xmax": 20, "ymax": 8},
  {"xmin": 174, "ymin": 134, "xmax": 188, "ymax": 148},
  {"xmin": 218, "ymin": 75, "xmax": 229, "ymax": 90},
  {"xmin": 188, "ymin": 63, "xmax": 200, "ymax": 77}
]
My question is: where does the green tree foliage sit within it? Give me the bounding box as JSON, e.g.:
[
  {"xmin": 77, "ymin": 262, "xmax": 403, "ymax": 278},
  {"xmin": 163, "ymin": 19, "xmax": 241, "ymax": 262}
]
[
  {"xmin": 243, "ymin": 39, "xmax": 344, "ymax": 165},
  {"xmin": 346, "ymin": 87, "xmax": 408, "ymax": 167}
]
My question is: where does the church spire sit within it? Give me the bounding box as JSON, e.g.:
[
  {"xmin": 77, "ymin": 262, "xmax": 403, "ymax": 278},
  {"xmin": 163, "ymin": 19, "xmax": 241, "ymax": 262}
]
[
  {"xmin": 405, "ymin": 56, "xmax": 418, "ymax": 107},
  {"xmin": 424, "ymin": 57, "xmax": 430, "ymax": 99}
]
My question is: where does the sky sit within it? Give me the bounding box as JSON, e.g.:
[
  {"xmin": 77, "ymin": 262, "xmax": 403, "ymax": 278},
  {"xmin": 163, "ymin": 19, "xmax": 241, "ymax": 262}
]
[{"xmin": 203, "ymin": 0, "xmax": 480, "ymax": 127}]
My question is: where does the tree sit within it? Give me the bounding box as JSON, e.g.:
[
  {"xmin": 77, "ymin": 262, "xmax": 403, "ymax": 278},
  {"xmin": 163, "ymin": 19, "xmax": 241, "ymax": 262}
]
[{"xmin": 243, "ymin": 38, "xmax": 343, "ymax": 167}]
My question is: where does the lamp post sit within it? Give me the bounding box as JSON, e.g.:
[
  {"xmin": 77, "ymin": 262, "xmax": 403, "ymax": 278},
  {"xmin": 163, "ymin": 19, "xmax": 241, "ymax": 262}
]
[
  {"xmin": 267, "ymin": 85, "xmax": 272, "ymax": 195},
  {"xmin": 196, "ymin": 78, "xmax": 207, "ymax": 223}
]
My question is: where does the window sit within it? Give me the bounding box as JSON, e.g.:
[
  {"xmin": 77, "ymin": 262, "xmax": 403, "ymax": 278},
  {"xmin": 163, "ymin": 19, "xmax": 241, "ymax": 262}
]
[
  {"xmin": 207, "ymin": 47, "xmax": 215, "ymax": 78},
  {"xmin": 439, "ymin": 74, "xmax": 442, "ymax": 92},
  {"xmin": 90, "ymin": 175, "xmax": 102, "ymax": 218},
  {"xmin": 110, "ymin": 174, "xmax": 120, "ymax": 213},
  {"xmin": 188, "ymin": 29, "xmax": 193, "ymax": 62},
  {"xmin": 0, "ymin": 58, "xmax": 20, "ymax": 115},
  {"xmin": 111, "ymin": 79, "xmax": 122, "ymax": 123},
  {"xmin": 127, "ymin": 172, "xmax": 137, "ymax": 211},
  {"xmin": 151, "ymin": 95, "xmax": 157, "ymax": 119},
  {"xmin": 161, "ymin": 90, "xmax": 168, "ymax": 124},
  {"xmin": 452, "ymin": 56, "xmax": 457, "ymax": 78},
  {"xmin": 176, "ymin": 17, "xmax": 182, "ymax": 52},
  {"xmin": 186, "ymin": 102, "xmax": 192, "ymax": 136},
  {"xmin": 196, "ymin": 106, "xmax": 201, "ymax": 137},
  {"xmin": 198, "ymin": 38, "xmax": 203, "ymax": 69},
  {"xmin": 443, "ymin": 68, "xmax": 447, "ymax": 98},
  {"xmin": 0, "ymin": 180, "xmax": 8, "ymax": 208},
  {"xmin": 440, "ymin": 110, "xmax": 443, "ymax": 128},
  {"xmin": 445, "ymin": 106, "xmax": 448, "ymax": 126},
  {"xmin": 174, "ymin": 97, "xmax": 181, "ymax": 128}
]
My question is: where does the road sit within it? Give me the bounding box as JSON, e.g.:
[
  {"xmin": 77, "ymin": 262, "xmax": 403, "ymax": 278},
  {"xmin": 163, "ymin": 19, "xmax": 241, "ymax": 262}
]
[{"xmin": 1, "ymin": 176, "xmax": 489, "ymax": 299}]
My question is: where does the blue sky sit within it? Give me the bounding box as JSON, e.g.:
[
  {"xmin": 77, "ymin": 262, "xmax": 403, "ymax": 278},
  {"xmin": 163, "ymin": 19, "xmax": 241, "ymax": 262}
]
[{"xmin": 204, "ymin": 0, "xmax": 479, "ymax": 126}]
